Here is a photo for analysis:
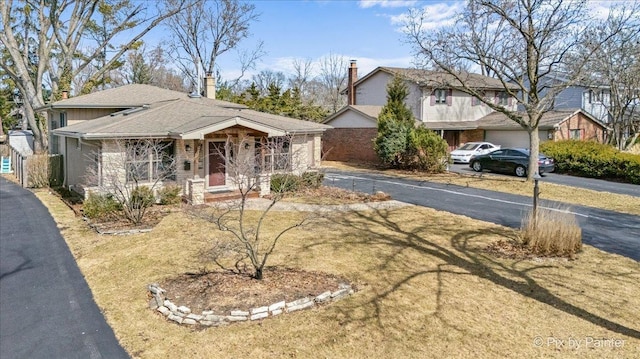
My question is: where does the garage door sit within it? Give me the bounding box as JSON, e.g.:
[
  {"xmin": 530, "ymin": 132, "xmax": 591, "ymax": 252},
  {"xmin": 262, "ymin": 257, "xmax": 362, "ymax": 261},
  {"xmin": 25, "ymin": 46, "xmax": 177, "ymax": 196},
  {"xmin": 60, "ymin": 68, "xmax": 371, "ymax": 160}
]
[{"xmin": 485, "ymin": 130, "xmax": 547, "ymax": 148}]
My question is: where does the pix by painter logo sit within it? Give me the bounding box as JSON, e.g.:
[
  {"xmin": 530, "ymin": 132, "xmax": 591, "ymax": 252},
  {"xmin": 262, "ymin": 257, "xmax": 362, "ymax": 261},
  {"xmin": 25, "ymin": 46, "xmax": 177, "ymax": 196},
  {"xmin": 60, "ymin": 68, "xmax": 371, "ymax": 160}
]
[{"xmin": 533, "ymin": 336, "xmax": 625, "ymax": 349}]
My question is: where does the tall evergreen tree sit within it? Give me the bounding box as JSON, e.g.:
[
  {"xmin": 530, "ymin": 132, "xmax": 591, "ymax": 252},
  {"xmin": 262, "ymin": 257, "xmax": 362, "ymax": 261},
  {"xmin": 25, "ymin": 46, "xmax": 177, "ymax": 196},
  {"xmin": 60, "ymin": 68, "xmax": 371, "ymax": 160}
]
[{"xmin": 374, "ymin": 76, "xmax": 416, "ymax": 167}]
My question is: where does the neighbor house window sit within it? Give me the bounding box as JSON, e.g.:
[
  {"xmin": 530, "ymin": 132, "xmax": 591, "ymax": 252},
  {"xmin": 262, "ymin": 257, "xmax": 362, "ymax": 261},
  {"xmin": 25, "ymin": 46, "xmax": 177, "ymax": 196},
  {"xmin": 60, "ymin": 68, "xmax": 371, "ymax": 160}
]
[
  {"xmin": 434, "ymin": 89, "xmax": 447, "ymax": 104},
  {"xmin": 125, "ymin": 140, "xmax": 175, "ymax": 182},
  {"xmin": 570, "ymin": 129, "xmax": 582, "ymax": 140},
  {"xmin": 50, "ymin": 112, "xmax": 67, "ymax": 154},
  {"xmin": 496, "ymin": 91, "xmax": 509, "ymax": 106},
  {"xmin": 257, "ymin": 137, "xmax": 290, "ymax": 172}
]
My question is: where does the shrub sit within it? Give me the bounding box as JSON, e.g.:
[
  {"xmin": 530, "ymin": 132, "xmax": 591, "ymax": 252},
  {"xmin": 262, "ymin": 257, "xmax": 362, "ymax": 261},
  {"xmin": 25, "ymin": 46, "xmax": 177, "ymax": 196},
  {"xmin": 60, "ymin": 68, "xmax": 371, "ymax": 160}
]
[
  {"xmin": 540, "ymin": 140, "xmax": 640, "ymax": 184},
  {"xmin": 27, "ymin": 154, "xmax": 50, "ymax": 188},
  {"xmin": 301, "ymin": 171, "xmax": 325, "ymax": 189},
  {"xmin": 270, "ymin": 173, "xmax": 301, "ymax": 193},
  {"xmin": 406, "ymin": 126, "xmax": 448, "ymax": 172},
  {"xmin": 158, "ymin": 184, "xmax": 182, "ymax": 205},
  {"xmin": 83, "ymin": 193, "xmax": 122, "ymax": 220},
  {"xmin": 129, "ymin": 186, "xmax": 155, "ymax": 210},
  {"xmin": 520, "ymin": 208, "xmax": 582, "ymax": 258}
]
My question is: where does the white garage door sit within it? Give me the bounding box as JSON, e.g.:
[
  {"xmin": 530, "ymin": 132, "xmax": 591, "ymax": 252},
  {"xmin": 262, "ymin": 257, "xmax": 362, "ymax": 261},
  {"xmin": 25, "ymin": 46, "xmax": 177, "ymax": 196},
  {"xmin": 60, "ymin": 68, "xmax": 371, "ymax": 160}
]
[{"xmin": 485, "ymin": 130, "xmax": 547, "ymax": 148}]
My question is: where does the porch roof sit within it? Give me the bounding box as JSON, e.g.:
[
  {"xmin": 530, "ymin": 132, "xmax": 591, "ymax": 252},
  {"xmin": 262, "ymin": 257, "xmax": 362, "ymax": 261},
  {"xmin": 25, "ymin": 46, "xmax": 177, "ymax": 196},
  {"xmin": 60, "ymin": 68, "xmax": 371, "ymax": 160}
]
[{"xmin": 52, "ymin": 98, "xmax": 331, "ymax": 139}]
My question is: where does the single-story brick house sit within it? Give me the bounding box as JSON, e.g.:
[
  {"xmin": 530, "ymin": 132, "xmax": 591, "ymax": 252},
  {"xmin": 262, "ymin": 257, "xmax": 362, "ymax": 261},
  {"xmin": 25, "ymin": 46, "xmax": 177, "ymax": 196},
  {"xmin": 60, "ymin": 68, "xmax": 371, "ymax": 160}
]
[{"xmin": 43, "ymin": 84, "xmax": 330, "ymax": 204}]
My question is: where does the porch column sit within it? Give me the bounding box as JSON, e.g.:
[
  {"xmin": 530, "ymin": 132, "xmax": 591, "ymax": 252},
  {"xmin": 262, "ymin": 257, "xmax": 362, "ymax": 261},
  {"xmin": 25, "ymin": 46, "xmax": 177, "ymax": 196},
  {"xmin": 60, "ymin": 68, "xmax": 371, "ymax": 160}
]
[{"xmin": 188, "ymin": 177, "xmax": 205, "ymax": 205}]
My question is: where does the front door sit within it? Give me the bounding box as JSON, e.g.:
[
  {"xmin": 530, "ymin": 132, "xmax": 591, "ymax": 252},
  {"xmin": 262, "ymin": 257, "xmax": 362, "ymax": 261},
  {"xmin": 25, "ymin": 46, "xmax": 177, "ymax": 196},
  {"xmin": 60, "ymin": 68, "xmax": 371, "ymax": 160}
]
[{"xmin": 208, "ymin": 141, "xmax": 226, "ymax": 187}]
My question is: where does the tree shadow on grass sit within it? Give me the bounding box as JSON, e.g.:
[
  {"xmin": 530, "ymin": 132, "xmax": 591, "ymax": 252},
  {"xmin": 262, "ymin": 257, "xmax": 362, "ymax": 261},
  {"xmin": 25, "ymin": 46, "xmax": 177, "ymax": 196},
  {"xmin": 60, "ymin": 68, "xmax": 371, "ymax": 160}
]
[{"xmin": 306, "ymin": 205, "xmax": 640, "ymax": 339}]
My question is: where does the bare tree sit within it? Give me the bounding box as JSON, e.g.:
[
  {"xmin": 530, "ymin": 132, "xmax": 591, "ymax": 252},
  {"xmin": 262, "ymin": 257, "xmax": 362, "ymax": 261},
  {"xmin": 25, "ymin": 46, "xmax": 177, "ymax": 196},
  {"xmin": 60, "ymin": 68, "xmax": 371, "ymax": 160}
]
[
  {"xmin": 85, "ymin": 139, "xmax": 177, "ymax": 224},
  {"xmin": 165, "ymin": 0, "xmax": 264, "ymax": 90},
  {"xmin": 317, "ymin": 53, "xmax": 348, "ymax": 113},
  {"xmin": 289, "ymin": 58, "xmax": 314, "ymax": 96},
  {"xmin": 251, "ymin": 70, "xmax": 287, "ymax": 96},
  {"xmin": 579, "ymin": 3, "xmax": 640, "ymax": 150},
  {"xmin": 193, "ymin": 135, "xmax": 317, "ymax": 280},
  {"xmin": 111, "ymin": 44, "xmax": 189, "ymax": 91},
  {"xmin": 404, "ymin": 0, "xmax": 611, "ymax": 180},
  {"xmin": 0, "ymin": 0, "xmax": 188, "ymax": 152}
]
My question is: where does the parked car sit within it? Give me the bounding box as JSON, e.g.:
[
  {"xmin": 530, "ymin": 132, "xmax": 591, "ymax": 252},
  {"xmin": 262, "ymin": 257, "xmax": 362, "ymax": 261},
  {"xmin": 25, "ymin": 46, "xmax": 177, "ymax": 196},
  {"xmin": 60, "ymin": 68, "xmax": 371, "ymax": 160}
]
[
  {"xmin": 450, "ymin": 142, "xmax": 500, "ymax": 163},
  {"xmin": 469, "ymin": 148, "xmax": 555, "ymax": 177}
]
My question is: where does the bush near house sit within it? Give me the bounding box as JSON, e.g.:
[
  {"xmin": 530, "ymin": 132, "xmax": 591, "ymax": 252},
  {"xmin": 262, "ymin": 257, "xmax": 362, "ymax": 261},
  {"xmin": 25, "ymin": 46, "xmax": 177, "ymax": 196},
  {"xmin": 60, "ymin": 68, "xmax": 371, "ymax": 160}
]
[
  {"xmin": 158, "ymin": 184, "xmax": 182, "ymax": 205},
  {"xmin": 83, "ymin": 193, "xmax": 123, "ymax": 221},
  {"xmin": 540, "ymin": 140, "xmax": 640, "ymax": 184},
  {"xmin": 271, "ymin": 172, "xmax": 325, "ymax": 193}
]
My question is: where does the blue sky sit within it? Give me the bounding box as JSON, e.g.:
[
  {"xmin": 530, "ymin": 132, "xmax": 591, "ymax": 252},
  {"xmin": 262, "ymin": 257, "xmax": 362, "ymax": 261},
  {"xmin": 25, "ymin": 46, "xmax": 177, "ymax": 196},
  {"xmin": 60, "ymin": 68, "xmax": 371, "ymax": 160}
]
[
  {"xmin": 192, "ymin": 0, "xmax": 443, "ymax": 81},
  {"xmin": 146, "ymin": 0, "xmax": 618, "ymax": 82}
]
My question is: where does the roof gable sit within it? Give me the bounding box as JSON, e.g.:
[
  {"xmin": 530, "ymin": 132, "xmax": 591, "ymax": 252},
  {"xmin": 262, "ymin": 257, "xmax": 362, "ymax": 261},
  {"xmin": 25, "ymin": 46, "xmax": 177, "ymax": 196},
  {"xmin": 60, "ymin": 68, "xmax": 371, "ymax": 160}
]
[{"xmin": 323, "ymin": 105, "xmax": 383, "ymax": 125}]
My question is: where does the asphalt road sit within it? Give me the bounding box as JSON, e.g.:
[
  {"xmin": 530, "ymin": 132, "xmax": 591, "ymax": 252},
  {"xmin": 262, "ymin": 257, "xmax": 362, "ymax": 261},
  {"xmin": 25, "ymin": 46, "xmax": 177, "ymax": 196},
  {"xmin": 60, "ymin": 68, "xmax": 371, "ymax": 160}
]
[
  {"xmin": 0, "ymin": 177, "xmax": 129, "ymax": 359},
  {"xmin": 324, "ymin": 169, "xmax": 640, "ymax": 262},
  {"xmin": 449, "ymin": 163, "xmax": 640, "ymax": 197}
]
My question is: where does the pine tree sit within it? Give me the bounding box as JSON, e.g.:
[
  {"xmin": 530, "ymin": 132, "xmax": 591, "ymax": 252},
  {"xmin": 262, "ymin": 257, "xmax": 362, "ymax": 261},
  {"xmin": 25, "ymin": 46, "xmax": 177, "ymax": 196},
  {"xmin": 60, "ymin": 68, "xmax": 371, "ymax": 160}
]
[{"xmin": 374, "ymin": 76, "xmax": 416, "ymax": 167}]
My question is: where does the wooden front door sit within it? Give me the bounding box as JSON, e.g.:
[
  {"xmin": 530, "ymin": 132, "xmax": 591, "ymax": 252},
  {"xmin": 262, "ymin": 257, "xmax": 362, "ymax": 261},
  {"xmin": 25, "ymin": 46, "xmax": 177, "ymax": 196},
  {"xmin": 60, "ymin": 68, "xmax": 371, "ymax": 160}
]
[{"xmin": 208, "ymin": 141, "xmax": 226, "ymax": 187}]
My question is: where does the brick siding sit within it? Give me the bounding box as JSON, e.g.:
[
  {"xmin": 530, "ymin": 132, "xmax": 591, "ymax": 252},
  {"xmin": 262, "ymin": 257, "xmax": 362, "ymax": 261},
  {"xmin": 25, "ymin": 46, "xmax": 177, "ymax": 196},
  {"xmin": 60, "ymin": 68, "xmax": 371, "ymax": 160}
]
[{"xmin": 322, "ymin": 128, "xmax": 381, "ymax": 163}]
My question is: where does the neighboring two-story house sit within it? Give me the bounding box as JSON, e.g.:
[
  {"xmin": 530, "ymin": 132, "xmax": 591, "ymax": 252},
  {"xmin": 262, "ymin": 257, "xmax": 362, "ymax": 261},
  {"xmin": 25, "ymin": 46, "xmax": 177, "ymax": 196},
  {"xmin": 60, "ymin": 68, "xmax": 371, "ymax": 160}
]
[{"xmin": 323, "ymin": 62, "xmax": 608, "ymax": 163}]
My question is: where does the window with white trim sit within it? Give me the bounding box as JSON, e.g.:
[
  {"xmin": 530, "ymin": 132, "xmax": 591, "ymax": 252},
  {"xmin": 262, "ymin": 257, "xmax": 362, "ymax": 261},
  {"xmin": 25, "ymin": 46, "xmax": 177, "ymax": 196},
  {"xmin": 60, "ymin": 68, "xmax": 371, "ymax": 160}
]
[
  {"xmin": 256, "ymin": 137, "xmax": 291, "ymax": 172},
  {"xmin": 434, "ymin": 89, "xmax": 447, "ymax": 104},
  {"xmin": 125, "ymin": 140, "xmax": 175, "ymax": 182}
]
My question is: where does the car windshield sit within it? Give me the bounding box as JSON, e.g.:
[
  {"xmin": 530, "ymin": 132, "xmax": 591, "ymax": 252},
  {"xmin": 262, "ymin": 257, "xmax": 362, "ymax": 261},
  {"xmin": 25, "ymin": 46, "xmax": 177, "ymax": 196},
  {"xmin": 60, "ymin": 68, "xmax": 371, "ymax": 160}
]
[{"xmin": 458, "ymin": 143, "xmax": 480, "ymax": 151}]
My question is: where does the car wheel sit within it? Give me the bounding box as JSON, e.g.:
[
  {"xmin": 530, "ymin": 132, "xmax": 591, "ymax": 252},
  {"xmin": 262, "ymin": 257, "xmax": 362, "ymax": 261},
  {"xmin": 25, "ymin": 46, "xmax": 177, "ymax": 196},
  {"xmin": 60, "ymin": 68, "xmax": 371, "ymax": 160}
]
[
  {"xmin": 515, "ymin": 165, "xmax": 527, "ymax": 177},
  {"xmin": 471, "ymin": 161, "xmax": 483, "ymax": 172}
]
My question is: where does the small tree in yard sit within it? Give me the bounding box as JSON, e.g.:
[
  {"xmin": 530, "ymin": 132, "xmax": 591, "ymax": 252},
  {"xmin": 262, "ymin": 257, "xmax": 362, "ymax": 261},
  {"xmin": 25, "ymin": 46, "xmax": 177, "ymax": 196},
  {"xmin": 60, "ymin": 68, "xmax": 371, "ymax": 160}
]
[
  {"xmin": 195, "ymin": 135, "xmax": 315, "ymax": 280},
  {"xmin": 85, "ymin": 139, "xmax": 177, "ymax": 225},
  {"xmin": 374, "ymin": 76, "xmax": 447, "ymax": 171}
]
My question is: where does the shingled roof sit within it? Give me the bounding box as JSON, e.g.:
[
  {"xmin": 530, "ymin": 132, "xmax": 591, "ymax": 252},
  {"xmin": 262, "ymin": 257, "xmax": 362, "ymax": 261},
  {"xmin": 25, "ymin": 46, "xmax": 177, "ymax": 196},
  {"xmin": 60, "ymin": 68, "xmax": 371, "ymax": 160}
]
[
  {"xmin": 355, "ymin": 67, "xmax": 520, "ymax": 90},
  {"xmin": 51, "ymin": 85, "xmax": 330, "ymax": 139},
  {"xmin": 475, "ymin": 109, "xmax": 608, "ymax": 130},
  {"xmin": 39, "ymin": 84, "xmax": 246, "ymax": 110}
]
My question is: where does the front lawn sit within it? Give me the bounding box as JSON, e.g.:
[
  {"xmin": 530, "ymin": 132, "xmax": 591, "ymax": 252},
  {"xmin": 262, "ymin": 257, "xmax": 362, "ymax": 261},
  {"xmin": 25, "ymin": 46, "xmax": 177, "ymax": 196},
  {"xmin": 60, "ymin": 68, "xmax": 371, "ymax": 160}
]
[{"xmin": 37, "ymin": 191, "xmax": 640, "ymax": 358}]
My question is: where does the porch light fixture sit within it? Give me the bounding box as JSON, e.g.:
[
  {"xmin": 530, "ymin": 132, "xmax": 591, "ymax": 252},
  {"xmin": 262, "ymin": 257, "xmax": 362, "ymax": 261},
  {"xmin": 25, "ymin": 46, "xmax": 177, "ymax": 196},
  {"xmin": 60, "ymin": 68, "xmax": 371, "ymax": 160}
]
[
  {"xmin": 244, "ymin": 142, "xmax": 250, "ymax": 150},
  {"xmin": 185, "ymin": 144, "xmax": 191, "ymax": 152}
]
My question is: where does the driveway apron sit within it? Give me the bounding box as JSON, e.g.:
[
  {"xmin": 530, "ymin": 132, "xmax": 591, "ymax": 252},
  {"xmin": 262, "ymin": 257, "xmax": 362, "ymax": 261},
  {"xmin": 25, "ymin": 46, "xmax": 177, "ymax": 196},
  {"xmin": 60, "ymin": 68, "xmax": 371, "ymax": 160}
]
[{"xmin": 0, "ymin": 177, "xmax": 129, "ymax": 359}]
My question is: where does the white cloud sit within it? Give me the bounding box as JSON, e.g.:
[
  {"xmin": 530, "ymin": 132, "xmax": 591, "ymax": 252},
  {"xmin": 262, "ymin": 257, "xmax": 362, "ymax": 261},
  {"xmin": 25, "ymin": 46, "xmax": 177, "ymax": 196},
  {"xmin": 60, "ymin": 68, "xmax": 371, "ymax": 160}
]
[
  {"xmin": 390, "ymin": 2, "xmax": 463, "ymax": 31},
  {"xmin": 359, "ymin": 0, "xmax": 418, "ymax": 9}
]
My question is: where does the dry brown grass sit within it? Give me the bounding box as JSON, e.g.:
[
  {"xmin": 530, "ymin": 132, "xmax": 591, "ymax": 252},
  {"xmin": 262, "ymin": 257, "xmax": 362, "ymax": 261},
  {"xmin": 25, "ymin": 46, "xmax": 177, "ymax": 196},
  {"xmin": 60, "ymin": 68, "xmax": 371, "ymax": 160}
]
[
  {"xmin": 324, "ymin": 161, "xmax": 640, "ymax": 215},
  {"xmin": 36, "ymin": 190, "xmax": 640, "ymax": 359},
  {"xmin": 521, "ymin": 207, "xmax": 582, "ymax": 257}
]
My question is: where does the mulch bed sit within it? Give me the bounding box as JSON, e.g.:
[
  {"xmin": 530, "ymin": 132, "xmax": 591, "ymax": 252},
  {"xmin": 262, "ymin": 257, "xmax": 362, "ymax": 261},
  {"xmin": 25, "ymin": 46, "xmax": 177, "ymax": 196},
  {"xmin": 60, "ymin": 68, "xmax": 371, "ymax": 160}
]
[{"xmin": 160, "ymin": 267, "xmax": 352, "ymax": 314}]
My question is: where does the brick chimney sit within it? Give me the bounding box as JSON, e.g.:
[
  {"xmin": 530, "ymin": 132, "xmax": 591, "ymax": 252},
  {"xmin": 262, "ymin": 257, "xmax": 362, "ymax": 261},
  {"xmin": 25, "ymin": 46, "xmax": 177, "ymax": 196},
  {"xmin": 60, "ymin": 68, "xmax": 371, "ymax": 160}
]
[
  {"xmin": 347, "ymin": 60, "xmax": 357, "ymax": 105},
  {"xmin": 61, "ymin": 91, "xmax": 68, "ymax": 100},
  {"xmin": 204, "ymin": 72, "xmax": 216, "ymax": 99}
]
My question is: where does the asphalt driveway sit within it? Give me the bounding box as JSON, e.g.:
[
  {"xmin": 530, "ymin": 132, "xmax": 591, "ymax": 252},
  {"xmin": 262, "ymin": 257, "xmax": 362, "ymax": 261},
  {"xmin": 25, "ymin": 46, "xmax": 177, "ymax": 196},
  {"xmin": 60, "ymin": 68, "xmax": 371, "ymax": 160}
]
[
  {"xmin": 0, "ymin": 177, "xmax": 129, "ymax": 359},
  {"xmin": 325, "ymin": 169, "xmax": 640, "ymax": 261},
  {"xmin": 449, "ymin": 163, "xmax": 640, "ymax": 197}
]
